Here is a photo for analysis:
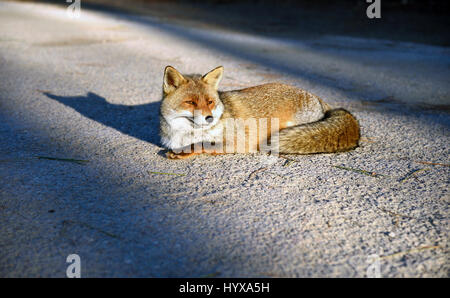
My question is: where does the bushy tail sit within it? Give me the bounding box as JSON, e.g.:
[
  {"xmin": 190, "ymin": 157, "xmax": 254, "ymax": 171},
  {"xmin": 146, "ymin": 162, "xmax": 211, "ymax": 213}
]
[{"xmin": 277, "ymin": 108, "xmax": 360, "ymax": 154}]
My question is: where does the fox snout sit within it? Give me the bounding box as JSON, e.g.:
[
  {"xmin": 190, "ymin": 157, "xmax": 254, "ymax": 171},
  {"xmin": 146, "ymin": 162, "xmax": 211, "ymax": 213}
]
[{"xmin": 193, "ymin": 109, "xmax": 214, "ymax": 126}]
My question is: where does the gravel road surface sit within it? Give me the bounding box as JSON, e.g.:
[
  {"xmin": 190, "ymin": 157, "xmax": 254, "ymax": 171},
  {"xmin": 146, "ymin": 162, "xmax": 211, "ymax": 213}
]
[{"xmin": 0, "ymin": 1, "xmax": 448, "ymax": 277}]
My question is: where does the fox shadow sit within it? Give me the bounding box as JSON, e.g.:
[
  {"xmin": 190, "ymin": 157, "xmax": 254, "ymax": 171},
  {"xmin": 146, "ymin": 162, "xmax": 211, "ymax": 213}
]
[{"xmin": 44, "ymin": 92, "xmax": 162, "ymax": 147}]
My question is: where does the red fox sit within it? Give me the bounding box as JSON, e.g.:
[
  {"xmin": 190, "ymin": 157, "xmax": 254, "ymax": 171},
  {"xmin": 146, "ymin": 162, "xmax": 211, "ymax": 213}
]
[{"xmin": 159, "ymin": 66, "xmax": 360, "ymax": 159}]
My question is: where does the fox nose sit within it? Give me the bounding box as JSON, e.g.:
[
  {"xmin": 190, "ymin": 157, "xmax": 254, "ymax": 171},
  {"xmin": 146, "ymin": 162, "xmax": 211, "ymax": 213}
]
[{"xmin": 205, "ymin": 116, "xmax": 214, "ymax": 123}]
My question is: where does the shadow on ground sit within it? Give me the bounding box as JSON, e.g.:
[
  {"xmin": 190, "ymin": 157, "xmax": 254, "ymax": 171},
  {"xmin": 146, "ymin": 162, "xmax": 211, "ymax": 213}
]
[{"xmin": 43, "ymin": 91, "xmax": 162, "ymax": 147}]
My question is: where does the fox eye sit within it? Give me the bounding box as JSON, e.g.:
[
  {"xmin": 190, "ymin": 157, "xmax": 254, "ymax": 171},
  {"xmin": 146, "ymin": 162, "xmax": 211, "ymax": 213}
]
[
  {"xmin": 184, "ymin": 101, "xmax": 196, "ymax": 106},
  {"xmin": 207, "ymin": 100, "xmax": 214, "ymax": 105}
]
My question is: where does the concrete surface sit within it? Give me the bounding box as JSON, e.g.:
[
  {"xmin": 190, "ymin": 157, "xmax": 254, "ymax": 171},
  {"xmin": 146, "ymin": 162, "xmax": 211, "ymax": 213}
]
[{"xmin": 0, "ymin": 1, "xmax": 448, "ymax": 277}]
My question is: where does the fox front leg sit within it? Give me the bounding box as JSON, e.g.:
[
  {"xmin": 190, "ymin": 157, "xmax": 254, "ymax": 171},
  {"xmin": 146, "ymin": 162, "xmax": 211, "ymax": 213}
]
[
  {"xmin": 166, "ymin": 143, "xmax": 224, "ymax": 159},
  {"xmin": 166, "ymin": 150, "xmax": 198, "ymax": 159},
  {"xmin": 166, "ymin": 144, "xmax": 201, "ymax": 159}
]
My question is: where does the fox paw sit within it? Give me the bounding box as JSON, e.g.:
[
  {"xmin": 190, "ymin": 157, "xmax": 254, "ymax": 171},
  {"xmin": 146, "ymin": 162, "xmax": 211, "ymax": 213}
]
[{"xmin": 166, "ymin": 151, "xmax": 195, "ymax": 159}]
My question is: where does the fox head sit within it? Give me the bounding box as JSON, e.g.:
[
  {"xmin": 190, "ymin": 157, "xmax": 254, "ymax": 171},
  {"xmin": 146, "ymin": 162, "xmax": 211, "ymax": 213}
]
[{"xmin": 160, "ymin": 66, "xmax": 224, "ymax": 130}]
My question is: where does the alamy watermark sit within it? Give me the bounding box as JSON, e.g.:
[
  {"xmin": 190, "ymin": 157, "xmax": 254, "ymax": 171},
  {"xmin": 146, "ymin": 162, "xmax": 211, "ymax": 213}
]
[
  {"xmin": 347, "ymin": 251, "xmax": 383, "ymax": 277},
  {"xmin": 366, "ymin": 0, "xmax": 381, "ymax": 19},
  {"xmin": 66, "ymin": 254, "xmax": 81, "ymax": 278},
  {"xmin": 66, "ymin": 0, "xmax": 81, "ymax": 19},
  {"xmin": 366, "ymin": 254, "xmax": 381, "ymax": 278},
  {"xmin": 172, "ymin": 113, "xmax": 280, "ymax": 156}
]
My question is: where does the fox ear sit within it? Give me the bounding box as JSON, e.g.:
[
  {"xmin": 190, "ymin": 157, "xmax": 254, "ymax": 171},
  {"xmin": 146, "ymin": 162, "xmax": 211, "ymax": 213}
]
[
  {"xmin": 202, "ymin": 66, "xmax": 223, "ymax": 89},
  {"xmin": 163, "ymin": 66, "xmax": 186, "ymax": 94}
]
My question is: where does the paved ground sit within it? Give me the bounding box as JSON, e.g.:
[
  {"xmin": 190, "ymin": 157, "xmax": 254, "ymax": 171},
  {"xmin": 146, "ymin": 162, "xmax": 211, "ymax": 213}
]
[{"xmin": 0, "ymin": 1, "xmax": 448, "ymax": 277}]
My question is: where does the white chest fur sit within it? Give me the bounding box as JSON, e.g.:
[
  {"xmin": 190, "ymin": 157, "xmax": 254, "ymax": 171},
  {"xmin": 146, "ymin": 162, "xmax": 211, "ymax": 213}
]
[{"xmin": 161, "ymin": 118, "xmax": 223, "ymax": 150}]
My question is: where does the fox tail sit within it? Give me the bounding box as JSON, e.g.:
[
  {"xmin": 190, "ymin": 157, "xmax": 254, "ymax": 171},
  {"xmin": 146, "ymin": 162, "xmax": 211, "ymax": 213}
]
[{"xmin": 275, "ymin": 108, "xmax": 360, "ymax": 154}]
